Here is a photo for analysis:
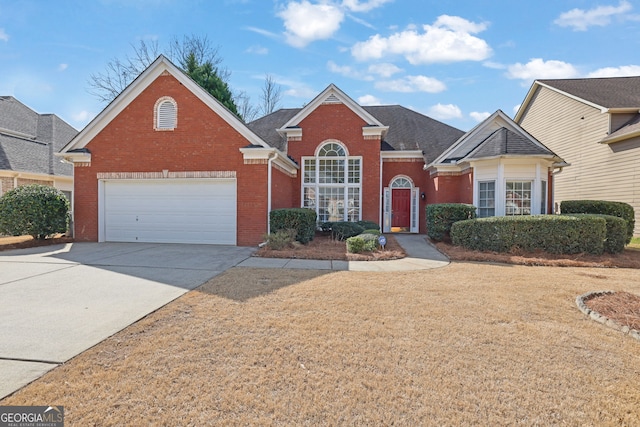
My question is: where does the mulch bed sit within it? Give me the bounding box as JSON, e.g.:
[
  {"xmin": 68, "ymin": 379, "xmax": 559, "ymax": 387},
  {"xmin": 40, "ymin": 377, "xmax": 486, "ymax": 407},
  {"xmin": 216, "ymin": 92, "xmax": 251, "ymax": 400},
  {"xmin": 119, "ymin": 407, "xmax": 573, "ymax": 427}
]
[
  {"xmin": 0, "ymin": 235, "xmax": 73, "ymax": 252},
  {"xmin": 254, "ymin": 232, "xmax": 405, "ymax": 261},
  {"xmin": 435, "ymin": 241, "xmax": 640, "ymax": 269},
  {"xmin": 584, "ymin": 291, "xmax": 640, "ymax": 331}
]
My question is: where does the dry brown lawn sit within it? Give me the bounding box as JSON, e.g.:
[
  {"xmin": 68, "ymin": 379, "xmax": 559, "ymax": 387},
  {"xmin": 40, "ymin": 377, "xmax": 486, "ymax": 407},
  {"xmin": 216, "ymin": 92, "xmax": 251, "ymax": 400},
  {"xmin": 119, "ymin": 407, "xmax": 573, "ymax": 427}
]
[{"xmin": 3, "ymin": 263, "xmax": 640, "ymax": 425}]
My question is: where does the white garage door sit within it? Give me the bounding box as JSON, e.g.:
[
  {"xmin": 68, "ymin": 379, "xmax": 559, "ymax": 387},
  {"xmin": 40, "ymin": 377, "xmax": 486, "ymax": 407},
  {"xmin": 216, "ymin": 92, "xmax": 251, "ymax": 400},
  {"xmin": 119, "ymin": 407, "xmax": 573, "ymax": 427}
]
[{"xmin": 103, "ymin": 179, "xmax": 236, "ymax": 245}]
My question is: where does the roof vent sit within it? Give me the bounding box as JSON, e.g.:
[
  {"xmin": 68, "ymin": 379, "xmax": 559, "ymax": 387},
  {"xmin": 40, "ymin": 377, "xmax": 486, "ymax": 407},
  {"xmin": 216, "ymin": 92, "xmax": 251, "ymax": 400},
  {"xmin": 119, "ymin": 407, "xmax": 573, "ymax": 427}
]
[{"xmin": 323, "ymin": 94, "xmax": 341, "ymax": 105}]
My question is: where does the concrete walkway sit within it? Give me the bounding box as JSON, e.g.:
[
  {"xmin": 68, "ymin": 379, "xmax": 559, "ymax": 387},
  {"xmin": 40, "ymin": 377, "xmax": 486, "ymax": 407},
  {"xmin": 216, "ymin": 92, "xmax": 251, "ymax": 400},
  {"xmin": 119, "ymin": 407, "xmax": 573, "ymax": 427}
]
[{"xmin": 237, "ymin": 234, "xmax": 450, "ymax": 271}]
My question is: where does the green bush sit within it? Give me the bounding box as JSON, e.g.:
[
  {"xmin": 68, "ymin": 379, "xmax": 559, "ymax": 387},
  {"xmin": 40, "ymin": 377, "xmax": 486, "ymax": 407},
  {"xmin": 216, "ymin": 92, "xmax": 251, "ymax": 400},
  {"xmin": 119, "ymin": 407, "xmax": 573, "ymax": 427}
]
[
  {"xmin": 562, "ymin": 214, "xmax": 627, "ymax": 254},
  {"xmin": 347, "ymin": 233, "xmax": 379, "ymax": 253},
  {"xmin": 269, "ymin": 208, "xmax": 317, "ymax": 244},
  {"xmin": 561, "ymin": 200, "xmax": 635, "ymax": 244},
  {"xmin": 263, "ymin": 229, "xmax": 296, "ymax": 250},
  {"xmin": 330, "ymin": 222, "xmax": 365, "ymax": 241},
  {"xmin": 451, "ymin": 215, "xmax": 606, "ymax": 255},
  {"xmin": 356, "ymin": 220, "xmax": 380, "ymax": 231},
  {"xmin": 426, "ymin": 203, "xmax": 477, "ymax": 242},
  {"xmin": 362, "ymin": 229, "xmax": 381, "ymax": 236},
  {"xmin": 0, "ymin": 184, "xmax": 70, "ymax": 239}
]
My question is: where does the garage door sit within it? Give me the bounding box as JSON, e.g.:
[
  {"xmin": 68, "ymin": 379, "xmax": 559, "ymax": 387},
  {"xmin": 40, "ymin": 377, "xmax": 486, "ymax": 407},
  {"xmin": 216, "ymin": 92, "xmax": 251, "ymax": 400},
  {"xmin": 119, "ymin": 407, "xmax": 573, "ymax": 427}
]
[{"xmin": 103, "ymin": 179, "xmax": 236, "ymax": 244}]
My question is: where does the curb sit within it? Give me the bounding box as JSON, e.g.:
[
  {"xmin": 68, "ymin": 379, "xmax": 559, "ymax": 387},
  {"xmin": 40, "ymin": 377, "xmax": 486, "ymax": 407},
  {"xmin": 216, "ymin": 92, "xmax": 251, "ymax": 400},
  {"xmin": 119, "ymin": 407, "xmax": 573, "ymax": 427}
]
[{"xmin": 576, "ymin": 291, "xmax": 640, "ymax": 342}]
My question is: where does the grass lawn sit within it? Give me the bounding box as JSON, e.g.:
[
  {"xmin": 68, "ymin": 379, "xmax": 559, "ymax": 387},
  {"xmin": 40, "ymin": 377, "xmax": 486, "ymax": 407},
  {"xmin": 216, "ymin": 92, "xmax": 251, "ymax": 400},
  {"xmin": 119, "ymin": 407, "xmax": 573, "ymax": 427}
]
[{"xmin": 2, "ymin": 263, "xmax": 640, "ymax": 425}]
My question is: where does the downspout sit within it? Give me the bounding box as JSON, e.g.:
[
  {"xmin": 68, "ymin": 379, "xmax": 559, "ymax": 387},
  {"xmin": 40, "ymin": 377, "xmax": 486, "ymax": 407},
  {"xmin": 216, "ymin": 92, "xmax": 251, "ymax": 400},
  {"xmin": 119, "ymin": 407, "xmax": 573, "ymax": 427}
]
[
  {"xmin": 379, "ymin": 154, "xmax": 383, "ymax": 228},
  {"xmin": 267, "ymin": 151, "xmax": 277, "ymax": 235}
]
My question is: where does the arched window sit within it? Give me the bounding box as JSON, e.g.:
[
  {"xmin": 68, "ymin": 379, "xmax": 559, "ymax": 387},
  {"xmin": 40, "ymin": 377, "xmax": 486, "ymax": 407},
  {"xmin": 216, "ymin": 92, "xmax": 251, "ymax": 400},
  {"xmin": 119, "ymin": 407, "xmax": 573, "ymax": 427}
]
[
  {"xmin": 154, "ymin": 97, "xmax": 177, "ymax": 130},
  {"xmin": 391, "ymin": 177, "xmax": 412, "ymax": 188},
  {"xmin": 302, "ymin": 141, "xmax": 362, "ymax": 223}
]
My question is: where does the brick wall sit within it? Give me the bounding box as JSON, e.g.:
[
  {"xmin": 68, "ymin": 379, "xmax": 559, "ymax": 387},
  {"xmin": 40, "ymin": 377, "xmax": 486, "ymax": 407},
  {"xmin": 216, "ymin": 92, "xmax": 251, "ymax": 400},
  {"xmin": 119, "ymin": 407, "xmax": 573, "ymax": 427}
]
[
  {"xmin": 73, "ymin": 73, "xmax": 271, "ymax": 246},
  {"xmin": 287, "ymin": 104, "xmax": 381, "ymax": 224}
]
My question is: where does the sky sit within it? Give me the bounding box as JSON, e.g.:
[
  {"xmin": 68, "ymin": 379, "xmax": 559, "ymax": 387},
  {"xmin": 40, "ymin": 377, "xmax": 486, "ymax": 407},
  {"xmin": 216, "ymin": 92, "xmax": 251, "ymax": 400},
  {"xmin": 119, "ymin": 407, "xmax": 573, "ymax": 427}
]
[{"xmin": 1, "ymin": 0, "xmax": 639, "ymax": 132}]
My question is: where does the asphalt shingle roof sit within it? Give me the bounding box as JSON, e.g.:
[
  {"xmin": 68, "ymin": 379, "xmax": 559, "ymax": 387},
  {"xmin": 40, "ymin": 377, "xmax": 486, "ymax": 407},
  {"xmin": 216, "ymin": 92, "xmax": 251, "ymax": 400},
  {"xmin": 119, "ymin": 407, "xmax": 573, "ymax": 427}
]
[
  {"xmin": 539, "ymin": 76, "xmax": 640, "ymax": 109},
  {"xmin": 246, "ymin": 104, "xmax": 465, "ymax": 163},
  {"xmin": 0, "ymin": 96, "xmax": 76, "ymax": 176}
]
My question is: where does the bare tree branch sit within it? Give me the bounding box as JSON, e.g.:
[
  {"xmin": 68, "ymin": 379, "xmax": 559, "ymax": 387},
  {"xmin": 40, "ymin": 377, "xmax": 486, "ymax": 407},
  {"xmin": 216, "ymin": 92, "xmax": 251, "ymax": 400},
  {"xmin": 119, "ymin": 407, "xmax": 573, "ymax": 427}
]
[
  {"xmin": 234, "ymin": 91, "xmax": 259, "ymax": 123},
  {"xmin": 260, "ymin": 74, "xmax": 282, "ymax": 116}
]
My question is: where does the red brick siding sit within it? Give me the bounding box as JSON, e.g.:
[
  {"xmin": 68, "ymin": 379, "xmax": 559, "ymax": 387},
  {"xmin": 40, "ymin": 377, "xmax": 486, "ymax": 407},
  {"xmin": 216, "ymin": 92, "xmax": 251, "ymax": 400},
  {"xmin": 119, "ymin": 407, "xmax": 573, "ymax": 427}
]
[
  {"xmin": 271, "ymin": 167, "xmax": 295, "ymax": 210},
  {"xmin": 73, "ymin": 73, "xmax": 269, "ymax": 246},
  {"xmin": 427, "ymin": 170, "xmax": 473, "ymax": 205},
  {"xmin": 287, "ymin": 104, "xmax": 381, "ymax": 224}
]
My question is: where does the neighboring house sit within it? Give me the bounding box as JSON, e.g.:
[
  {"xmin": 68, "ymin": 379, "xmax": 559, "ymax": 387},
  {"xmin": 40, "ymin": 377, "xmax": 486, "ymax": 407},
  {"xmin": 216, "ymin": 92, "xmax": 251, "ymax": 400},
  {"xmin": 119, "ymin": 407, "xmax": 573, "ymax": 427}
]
[
  {"xmin": 0, "ymin": 97, "xmax": 76, "ymax": 201},
  {"xmin": 515, "ymin": 77, "xmax": 640, "ymax": 235},
  {"xmin": 59, "ymin": 55, "xmax": 564, "ymax": 246}
]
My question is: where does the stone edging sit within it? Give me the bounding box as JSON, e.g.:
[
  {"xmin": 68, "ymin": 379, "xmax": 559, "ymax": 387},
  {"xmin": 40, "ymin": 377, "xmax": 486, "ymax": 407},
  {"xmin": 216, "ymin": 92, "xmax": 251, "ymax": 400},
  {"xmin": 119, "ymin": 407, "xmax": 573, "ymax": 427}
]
[{"xmin": 576, "ymin": 291, "xmax": 640, "ymax": 342}]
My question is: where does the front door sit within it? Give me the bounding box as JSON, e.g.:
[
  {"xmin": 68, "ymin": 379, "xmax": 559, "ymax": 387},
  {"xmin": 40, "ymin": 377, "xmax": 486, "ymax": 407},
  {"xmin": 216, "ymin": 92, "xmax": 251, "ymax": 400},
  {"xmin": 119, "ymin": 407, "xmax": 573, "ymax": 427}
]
[{"xmin": 392, "ymin": 188, "xmax": 411, "ymax": 228}]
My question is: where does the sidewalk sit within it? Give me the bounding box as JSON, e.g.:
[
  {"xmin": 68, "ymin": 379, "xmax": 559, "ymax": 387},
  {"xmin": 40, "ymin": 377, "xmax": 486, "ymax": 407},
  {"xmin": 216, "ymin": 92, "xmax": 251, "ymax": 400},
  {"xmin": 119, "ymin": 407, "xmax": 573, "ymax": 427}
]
[{"xmin": 237, "ymin": 234, "xmax": 450, "ymax": 271}]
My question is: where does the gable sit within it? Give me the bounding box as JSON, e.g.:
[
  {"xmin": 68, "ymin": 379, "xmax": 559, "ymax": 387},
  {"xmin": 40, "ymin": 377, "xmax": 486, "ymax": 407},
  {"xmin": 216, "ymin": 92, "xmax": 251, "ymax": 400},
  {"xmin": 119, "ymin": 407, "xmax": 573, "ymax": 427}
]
[{"xmin": 276, "ymin": 84, "xmax": 388, "ymax": 143}]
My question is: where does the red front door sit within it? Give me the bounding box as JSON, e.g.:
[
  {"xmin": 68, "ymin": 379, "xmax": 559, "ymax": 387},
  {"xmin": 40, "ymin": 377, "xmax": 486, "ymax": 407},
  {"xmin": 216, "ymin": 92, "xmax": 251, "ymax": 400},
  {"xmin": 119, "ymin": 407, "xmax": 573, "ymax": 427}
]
[{"xmin": 392, "ymin": 189, "xmax": 411, "ymax": 228}]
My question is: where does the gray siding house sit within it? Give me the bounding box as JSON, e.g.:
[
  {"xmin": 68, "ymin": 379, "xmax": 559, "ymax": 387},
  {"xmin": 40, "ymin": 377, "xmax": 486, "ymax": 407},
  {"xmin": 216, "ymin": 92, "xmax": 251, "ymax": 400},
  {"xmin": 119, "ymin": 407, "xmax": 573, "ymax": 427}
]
[
  {"xmin": 515, "ymin": 76, "xmax": 640, "ymax": 236},
  {"xmin": 0, "ymin": 96, "xmax": 77, "ymax": 201}
]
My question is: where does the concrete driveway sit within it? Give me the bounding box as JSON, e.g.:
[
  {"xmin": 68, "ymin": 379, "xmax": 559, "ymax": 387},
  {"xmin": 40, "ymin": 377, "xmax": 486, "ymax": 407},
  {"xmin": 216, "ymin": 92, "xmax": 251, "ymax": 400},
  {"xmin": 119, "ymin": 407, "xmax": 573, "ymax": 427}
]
[{"xmin": 0, "ymin": 242, "xmax": 253, "ymax": 399}]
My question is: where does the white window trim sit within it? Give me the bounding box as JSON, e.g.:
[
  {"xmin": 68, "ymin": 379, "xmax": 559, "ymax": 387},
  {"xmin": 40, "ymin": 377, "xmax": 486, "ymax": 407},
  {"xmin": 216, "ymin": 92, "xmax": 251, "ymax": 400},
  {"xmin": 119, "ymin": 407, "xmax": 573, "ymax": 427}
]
[
  {"xmin": 154, "ymin": 96, "xmax": 177, "ymax": 131},
  {"xmin": 301, "ymin": 141, "xmax": 362, "ymax": 223}
]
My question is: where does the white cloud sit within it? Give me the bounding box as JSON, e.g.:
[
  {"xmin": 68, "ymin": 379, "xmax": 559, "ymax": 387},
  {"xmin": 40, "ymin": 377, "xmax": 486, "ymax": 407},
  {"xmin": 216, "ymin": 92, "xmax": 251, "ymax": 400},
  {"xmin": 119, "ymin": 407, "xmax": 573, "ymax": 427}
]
[
  {"xmin": 358, "ymin": 94, "xmax": 382, "ymax": 105},
  {"xmin": 246, "ymin": 45, "xmax": 269, "ymax": 55},
  {"xmin": 58, "ymin": 63, "xmax": 68, "ymax": 72},
  {"xmin": 427, "ymin": 103, "xmax": 462, "ymax": 120},
  {"xmin": 327, "ymin": 60, "xmax": 373, "ymax": 80},
  {"xmin": 0, "ymin": 28, "xmax": 8, "ymax": 42},
  {"xmin": 587, "ymin": 65, "xmax": 640, "ymax": 77},
  {"xmin": 72, "ymin": 110, "xmax": 92, "ymax": 122},
  {"xmin": 470, "ymin": 111, "xmax": 491, "ymax": 122},
  {"xmin": 554, "ymin": 0, "xmax": 632, "ymax": 31},
  {"xmin": 342, "ymin": 0, "xmax": 392, "ymax": 12},
  {"xmin": 483, "ymin": 61, "xmax": 506, "ymax": 70},
  {"xmin": 351, "ymin": 15, "xmax": 491, "ymax": 64},
  {"xmin": 278, "ymin": 1, "xmax": 344, "ymax": 48},
  {"xmin": 506, "ymin": 58, "xmax": 579, "ymax": 83},
  {"xmin": 513, "ymin": 104, "xmax": 521, "ymax": 115},
  {"xmin": 367, "ymin": 62, "xmax": 402, "ymax": 77},
  {"xmin": 375, "ymin": 75, "xmax": 446, "ymax": 93},
  {"xmin": 245, "ymin": 26, "xmax": 280, "ymax": 39}
]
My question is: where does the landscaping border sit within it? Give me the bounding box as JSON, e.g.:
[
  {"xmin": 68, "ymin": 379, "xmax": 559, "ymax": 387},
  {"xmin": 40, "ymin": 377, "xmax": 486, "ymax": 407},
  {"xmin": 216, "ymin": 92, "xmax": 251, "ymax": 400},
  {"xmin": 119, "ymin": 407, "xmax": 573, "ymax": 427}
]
[{"xmin": 576, "ymin": 291, "xmax": 640, "ymax": 342}]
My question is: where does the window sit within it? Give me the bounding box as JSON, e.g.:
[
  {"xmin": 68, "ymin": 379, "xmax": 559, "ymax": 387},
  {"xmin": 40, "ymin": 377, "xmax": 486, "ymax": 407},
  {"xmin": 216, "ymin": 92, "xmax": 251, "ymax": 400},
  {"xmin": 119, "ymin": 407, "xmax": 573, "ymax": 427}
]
[
  {"xmin": 302, "ymin": 142, "xmax": 361, "ymax": 223},
  {"xmin": 154, "ymin": 97, "xmax": 177, "ymax": 130},
  {"xmin": 505, "ymin": 181, "xmax": 531, "ymax": 215},
  {"xmin": 478, "ymin": 181, "xmax": 495, "ymax": 218},
  {"xmin": 540, "ymin": 180, "xmax": 547, "ymax": 214}
]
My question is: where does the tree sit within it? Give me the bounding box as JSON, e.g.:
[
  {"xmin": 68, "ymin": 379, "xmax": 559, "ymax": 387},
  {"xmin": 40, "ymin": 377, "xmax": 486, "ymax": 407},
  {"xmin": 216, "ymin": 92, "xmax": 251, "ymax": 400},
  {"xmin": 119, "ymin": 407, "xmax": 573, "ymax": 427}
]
[
  {"xmin": 88, "ymin": 35, "xmax": 235, "ymax": 109},
  {"xmin": 184, "ymin": 53, "xmax": 239, "ymax": 117},
  {"xmin": 0, "ymin": 185, "xmax": 69, "ymax": 239},
  {"xmin": 234, "ymin": 91, "xmax": 259, "ymax": 123},
  {"xmin": 260, "ymin": 74, "xmax": 283, "ymax": 116}
]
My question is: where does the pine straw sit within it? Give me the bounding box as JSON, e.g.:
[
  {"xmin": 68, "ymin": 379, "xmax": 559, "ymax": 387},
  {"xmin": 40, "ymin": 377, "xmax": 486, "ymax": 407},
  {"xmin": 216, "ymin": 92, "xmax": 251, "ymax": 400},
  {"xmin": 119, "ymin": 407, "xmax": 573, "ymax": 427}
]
[
  {"xmin": 585, "ymin": 291, "xmax": 640, "ymax": 331},
  {"xmin": 3, "ymin": 264, "xmax": 640, "ymax": 425},
  {"xmin": 436, "ymin": 241, "xmax": 640, "ymax": 269},
  {"xmin": 254, "ymin": 233, "xmax": 405, "ymax": 261}
]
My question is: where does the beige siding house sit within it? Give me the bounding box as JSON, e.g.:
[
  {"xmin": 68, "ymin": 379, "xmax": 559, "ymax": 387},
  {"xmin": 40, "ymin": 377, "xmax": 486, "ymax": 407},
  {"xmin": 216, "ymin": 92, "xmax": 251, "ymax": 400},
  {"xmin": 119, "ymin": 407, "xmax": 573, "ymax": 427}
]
[{"xmin": 515, "ymin": 77, "xmax": 640, "ymax": 236}]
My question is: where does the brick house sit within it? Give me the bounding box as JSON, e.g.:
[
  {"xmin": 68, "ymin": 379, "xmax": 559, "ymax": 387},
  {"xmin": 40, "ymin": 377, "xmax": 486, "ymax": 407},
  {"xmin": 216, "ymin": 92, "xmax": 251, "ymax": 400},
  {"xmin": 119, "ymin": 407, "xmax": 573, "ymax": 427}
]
[
  {"xmin": 0, "ymin": 97, "xmax": 76, "ymax": 200},
  {"xmin": 59, "ymin": 56, "xmax": 564, "ymax": 246}
]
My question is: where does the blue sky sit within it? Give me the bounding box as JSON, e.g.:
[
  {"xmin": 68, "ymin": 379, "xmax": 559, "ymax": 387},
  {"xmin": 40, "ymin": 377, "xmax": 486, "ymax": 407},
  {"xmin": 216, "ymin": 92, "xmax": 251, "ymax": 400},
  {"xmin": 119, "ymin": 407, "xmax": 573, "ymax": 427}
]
[{"xmin": 1, "ymin": 0, "xmax": 639, "ymax": 131}]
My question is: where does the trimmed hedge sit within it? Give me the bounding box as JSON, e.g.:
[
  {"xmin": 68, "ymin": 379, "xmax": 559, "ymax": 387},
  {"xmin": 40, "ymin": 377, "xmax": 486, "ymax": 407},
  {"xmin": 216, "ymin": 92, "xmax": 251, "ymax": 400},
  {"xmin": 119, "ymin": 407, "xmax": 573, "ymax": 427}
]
[
  {"xmin": 356, "ymin": 220, "xmax": 380, "ymax": 231},
  {"xmin": 0, "ymin": 184, "xmax": 70, "ymax": 239},
  {"xmin": 269, "ymin": 208, "xmax": 317, "ymax": 244},
  {"xmin": 426, "ymin": 203, "xmax": 477, "ymax": 241},
  {"xmin": 331, "ymin": 222, "xmax": 365, "ymax": 241},
  {"xmin": 562, "ymin": 214, "xmax": 627, "ymax": 254},
  {"xmin": 561, "ymin": 200, "xmax": 635, "ymax": 244},
  {"xmin": 451, "ymin": 215, "xmax": 607, "ymax": 255}
]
